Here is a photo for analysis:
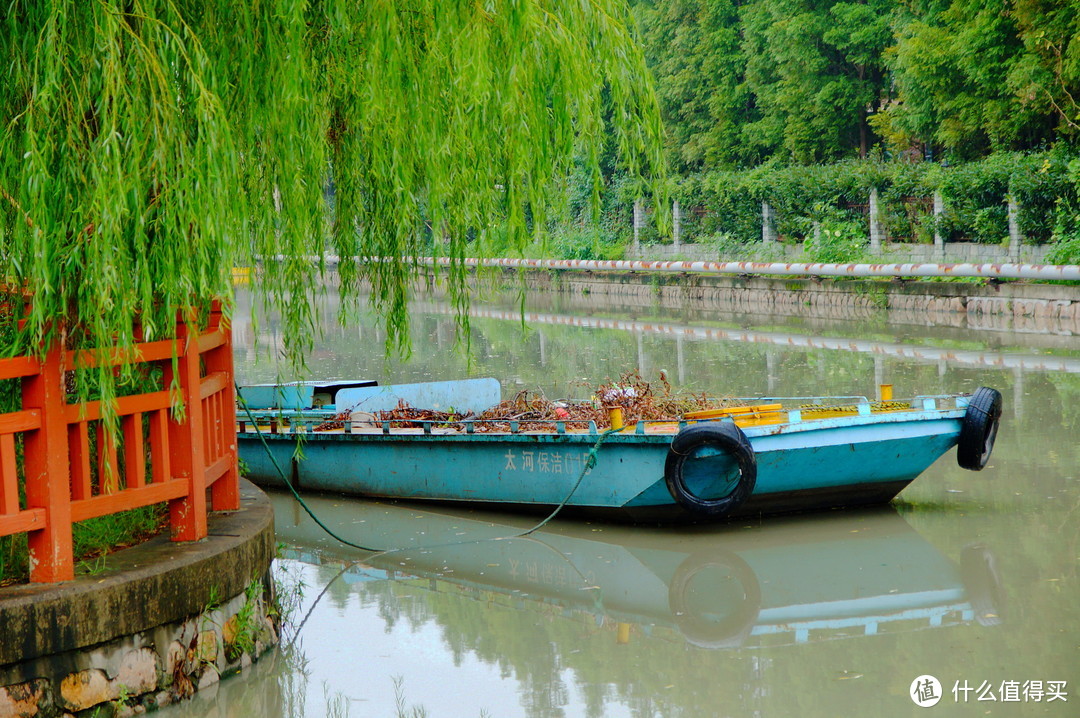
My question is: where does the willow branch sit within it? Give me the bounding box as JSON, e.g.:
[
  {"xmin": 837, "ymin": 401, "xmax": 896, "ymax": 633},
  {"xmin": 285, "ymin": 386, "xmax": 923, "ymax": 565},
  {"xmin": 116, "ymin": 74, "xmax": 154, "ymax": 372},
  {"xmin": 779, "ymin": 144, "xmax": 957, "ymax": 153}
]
[{"xmin": 0, "ymin": 188, "xmax": 36, "ymax": 229}]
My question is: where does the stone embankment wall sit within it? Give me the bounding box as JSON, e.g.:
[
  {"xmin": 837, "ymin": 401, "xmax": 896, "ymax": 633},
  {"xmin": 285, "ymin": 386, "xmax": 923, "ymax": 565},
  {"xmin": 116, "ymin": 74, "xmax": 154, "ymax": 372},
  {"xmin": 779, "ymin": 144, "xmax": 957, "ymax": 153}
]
[
  {"xmin": 468, "ymin": 269, "xmax": 1080, "ymax": 335},
  {"xmin": 0, "ymin": 482, "xmax": 277, "ymax": 717}
]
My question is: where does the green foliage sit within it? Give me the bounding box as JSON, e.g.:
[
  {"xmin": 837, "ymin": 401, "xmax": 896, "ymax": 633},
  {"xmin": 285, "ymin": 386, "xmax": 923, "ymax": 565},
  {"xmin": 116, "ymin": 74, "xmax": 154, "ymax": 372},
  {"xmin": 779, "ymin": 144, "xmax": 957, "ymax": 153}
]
[
  {"xmin": 203, "ymin": 584, "xmax": 222, "ymax": 615},
  {"xmin": 1010, "ymin": 0, "xmax": 1080, "ymax": 137},
  {"xmin": 703, "ymin": 233, "xmax": 762, "ymax": 261},
  {"xmin": 72, "ymin": 503, "xmax": 167, "ymax": 560},
  {"xmin": 640, "ymin": 0, "xmax": 898, "ymax": 167},
  {"xmin": 633, "ymin": 0, "xmax": 1079, "ymax": 169},
  {"xmin": 272, "ymin": 559, "xmax": 308, "ymax": 642},
  {"xmin": 1046, "ymin": 234, "xmax": 1080, "ymax": 264},
  {"xmin": 802, "ymin": 221, "xmax": 869, "ymax": 263},
  {"xmin": 541, "ymin": 227, "xmax": 624, "ymax": 261},
  {"xmin": 77, "ymin": 555, "xmax": 109, "ymax": 576},
  {"xmin": 614, "ymin": 0, "xmax": 1080, "ymax": 254},
  {"xmin": 635, "ymin": 0, "xmax": 759, "ymax": 171},
  {"xmin": 879, "ymin": 0, "xmax": 1057, "ymax": 158},
  {"xmin": 225, "ymin": 579, "xmax": 263, "ymax": 661},
  {"xmin": 741, "ymin": 0, "xmax": 893, "ymax": 163},
  {"xmin": 0, "ymin": 533, "xmax": 26, "ymax": 585},
  {"xmin": 0, "ymin": 1, "xmax": 666, "ymax": 380},
  {"xmin": 1046, "ymin": 156, "xmax": 1080, "ymax": 265},
  {"xmin": 619, "ymin": 152, "xmax": 1080, "ymax": 248}
]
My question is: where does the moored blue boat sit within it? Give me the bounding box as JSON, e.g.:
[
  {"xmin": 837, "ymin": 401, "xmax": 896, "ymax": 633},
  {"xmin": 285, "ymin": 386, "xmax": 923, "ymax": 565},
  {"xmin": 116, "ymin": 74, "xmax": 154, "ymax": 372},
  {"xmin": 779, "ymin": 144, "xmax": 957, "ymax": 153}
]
[{"xmin": 236, "ymin": 380, "xmax": 1002, "ymax": 522}]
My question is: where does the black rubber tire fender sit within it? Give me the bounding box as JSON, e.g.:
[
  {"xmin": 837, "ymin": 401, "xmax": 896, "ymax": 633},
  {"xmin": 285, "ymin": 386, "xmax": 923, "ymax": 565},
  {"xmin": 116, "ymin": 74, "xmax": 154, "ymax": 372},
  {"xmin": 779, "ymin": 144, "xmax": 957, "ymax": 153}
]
[
  {"xmin": 664, "ymin": 422, "xmax": 757, "ymax": 518},
  {"xmin": 668, "ymin": 550, "xmax": 761, "ymax": 649},
  {"xmin": 957, "ymin": 387, "xmax": 1003, "ymax": 471}
]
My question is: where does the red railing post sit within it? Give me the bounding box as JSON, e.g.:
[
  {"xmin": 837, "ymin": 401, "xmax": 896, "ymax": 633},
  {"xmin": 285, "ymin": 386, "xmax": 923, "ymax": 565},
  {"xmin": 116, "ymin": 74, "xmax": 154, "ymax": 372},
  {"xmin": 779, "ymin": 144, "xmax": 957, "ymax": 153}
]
[
  {"xmin": 22, "ymin": 342, "xmax": 74, "ymax": 582},
  {"xmin": 165, "ymin": 321, "xmax": 207, "ymax": 542},
  {"xmin": 204, "ymin": 309, "xmax": 240, "ymax": 511}
]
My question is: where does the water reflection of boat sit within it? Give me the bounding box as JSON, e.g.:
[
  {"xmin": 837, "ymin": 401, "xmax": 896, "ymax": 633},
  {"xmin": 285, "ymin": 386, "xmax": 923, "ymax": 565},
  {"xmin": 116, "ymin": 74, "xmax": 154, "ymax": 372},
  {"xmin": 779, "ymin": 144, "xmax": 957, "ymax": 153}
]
[
  {"xmin": 270, "ymin": 493, "xmax": 1004, "ymax": 650},
  {"xmin": 239, "ymin": 380, "xmax": 1003, "ymax": 521}
]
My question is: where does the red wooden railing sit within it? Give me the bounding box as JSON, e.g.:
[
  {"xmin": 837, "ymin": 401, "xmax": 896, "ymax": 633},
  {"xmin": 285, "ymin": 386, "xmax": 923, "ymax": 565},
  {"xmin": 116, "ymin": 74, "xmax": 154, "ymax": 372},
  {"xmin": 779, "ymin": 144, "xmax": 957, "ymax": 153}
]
[{"xmin": 0, "ymin": 308, "xmax": 238, "ymax": 583}]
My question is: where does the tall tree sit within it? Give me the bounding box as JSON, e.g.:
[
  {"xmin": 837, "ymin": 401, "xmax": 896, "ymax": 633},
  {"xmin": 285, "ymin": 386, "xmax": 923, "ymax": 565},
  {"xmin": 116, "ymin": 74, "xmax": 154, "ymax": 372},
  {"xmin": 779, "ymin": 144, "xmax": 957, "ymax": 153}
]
[
  {"xmin": 1009, "ymin": 0, "xmax": 1080, "ymax": 139},
  {"xmin": 1, "ymin": 1, "xmax": 666, "ymax": 375},
  {"xmin": 741, "ymin": 0, "xmax": 892, "ymax": 164},
  {"xmin": 636, "ymin": 0, "xmax": 760, "ymax": 171},
  {"xmin": 880, "ymin": 0, "xmax": 1058, "ymax": 158}
]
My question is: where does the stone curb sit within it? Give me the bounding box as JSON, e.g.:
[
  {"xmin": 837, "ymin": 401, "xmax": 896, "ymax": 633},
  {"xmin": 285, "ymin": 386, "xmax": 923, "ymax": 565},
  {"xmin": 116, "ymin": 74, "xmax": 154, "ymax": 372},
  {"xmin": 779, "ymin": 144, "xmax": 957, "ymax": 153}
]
[{"xmin": 0, "ymin": 480, "xmax": 275, "ymax": 668}]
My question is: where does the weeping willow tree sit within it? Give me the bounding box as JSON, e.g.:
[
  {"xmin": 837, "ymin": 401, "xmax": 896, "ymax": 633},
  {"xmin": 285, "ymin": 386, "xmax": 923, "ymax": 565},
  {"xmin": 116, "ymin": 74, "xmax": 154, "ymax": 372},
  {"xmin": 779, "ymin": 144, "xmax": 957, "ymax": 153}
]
[{"xmin": 0, "ymin": 1, "xmax": 665, "ymax": 385}]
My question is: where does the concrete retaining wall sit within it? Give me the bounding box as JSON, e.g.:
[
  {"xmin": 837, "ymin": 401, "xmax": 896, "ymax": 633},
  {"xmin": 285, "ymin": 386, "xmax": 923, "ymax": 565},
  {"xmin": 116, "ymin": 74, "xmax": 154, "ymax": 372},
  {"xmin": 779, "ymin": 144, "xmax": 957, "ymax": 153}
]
[{"xmin": 0, "ymin": 481, "xmax": 277, "ymax": 717}]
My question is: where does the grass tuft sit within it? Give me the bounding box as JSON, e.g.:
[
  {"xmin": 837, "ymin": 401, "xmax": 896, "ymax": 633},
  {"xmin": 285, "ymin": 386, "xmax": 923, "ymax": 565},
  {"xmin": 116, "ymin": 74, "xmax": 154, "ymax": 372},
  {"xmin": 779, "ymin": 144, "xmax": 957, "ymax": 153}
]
[{"xmin": 1, "ymin": 503, "xmax": 167, "ymax": 586}]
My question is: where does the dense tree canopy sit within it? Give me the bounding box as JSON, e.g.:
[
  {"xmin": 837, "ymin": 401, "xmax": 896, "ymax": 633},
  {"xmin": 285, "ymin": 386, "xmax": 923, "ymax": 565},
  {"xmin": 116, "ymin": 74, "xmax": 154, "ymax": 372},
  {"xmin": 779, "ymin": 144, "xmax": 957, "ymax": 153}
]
[
  {"xmin": 1, "ymin": 1, "xmax": 666, "ymax": 368},
  {"xmin": 634, "ymin": 0, "xmax": 758, "ymax": 170},
  {"xmin": 636, "ymin": 0, "xmax": 1080, "ymax": 172},
  {"xmin": 877, "ymin": 0, "xmax": 1056, "ymax": 159}
]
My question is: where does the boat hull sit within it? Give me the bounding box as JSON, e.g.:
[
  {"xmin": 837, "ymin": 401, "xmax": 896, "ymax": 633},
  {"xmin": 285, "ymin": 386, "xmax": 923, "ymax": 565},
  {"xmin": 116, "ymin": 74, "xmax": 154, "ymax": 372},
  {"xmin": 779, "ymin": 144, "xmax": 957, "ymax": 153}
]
[{"xmin": 238, "ymin": 409, "xmax": 964, "ymax": 521}]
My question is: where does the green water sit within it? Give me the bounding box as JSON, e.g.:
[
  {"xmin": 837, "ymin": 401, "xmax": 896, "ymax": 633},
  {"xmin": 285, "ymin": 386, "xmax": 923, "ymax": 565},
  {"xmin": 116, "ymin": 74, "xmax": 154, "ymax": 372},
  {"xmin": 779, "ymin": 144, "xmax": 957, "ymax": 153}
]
[{"xmin": 174, "ymin": 287, "xmax": 1078, "ymax": 717}]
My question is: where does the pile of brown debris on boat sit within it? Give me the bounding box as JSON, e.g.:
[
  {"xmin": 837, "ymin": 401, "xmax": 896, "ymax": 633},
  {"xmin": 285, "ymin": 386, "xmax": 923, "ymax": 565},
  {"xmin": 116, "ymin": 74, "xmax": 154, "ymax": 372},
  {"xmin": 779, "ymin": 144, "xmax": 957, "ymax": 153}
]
[{"xmin": 314, "ymin": 372, "xmax": 745, "ymax": 432}]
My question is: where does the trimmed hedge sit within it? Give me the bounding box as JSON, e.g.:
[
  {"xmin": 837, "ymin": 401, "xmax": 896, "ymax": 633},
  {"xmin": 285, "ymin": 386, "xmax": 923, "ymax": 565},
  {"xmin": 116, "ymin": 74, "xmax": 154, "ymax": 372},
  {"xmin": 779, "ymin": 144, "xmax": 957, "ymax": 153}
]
[
  {"xmin": 663, "ymin": 151, "xmax": 1078, "ymax": 246},
  {"xmin": 549, "ymin": 150, "xmax": 1074, "ymax": 250},
  {"xmin": 536, "ymin": 150, "xmax": 1080, "ymax": 260}
]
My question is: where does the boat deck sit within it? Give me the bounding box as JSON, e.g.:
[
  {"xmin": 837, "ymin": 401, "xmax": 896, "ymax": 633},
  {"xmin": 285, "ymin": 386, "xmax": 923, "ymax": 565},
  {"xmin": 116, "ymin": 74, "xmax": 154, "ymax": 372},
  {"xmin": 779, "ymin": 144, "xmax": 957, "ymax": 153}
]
[{"xmin": 237, "ymin": 394, "xmax": 971, "ymax": 440}]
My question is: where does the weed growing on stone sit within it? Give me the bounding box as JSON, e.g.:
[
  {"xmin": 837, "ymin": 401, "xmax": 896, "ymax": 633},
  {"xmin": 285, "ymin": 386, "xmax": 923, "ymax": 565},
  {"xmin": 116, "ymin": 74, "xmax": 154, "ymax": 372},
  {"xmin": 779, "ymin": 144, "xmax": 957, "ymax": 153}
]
[
  {"xmin": 114, "ymin": 683, "xmax": 133, "ymax": 710},
  {"xmin": 203, "ymin": 585, "xmax": 222, "ymax": 614},
  {"xmin": 271, "ymin": 557, "xmax": 308, "ymax": 642},
  {"xmin": 225, "ymin": 578, "xmax": 262, "ymax": 661}
]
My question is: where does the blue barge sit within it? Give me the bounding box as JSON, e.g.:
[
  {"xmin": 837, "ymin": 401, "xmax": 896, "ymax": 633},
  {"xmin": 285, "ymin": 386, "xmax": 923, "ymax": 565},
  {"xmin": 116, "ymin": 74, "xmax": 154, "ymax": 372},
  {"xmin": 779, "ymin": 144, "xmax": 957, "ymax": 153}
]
[{"xmin": 237, "ymin": 380, "xmax": 1002, "ymax": 522}]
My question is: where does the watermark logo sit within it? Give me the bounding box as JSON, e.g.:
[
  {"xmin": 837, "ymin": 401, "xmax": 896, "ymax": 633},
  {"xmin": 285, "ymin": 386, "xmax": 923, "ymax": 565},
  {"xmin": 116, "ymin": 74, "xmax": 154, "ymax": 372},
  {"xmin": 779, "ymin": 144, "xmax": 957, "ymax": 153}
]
[
  {"xmin": 909, "ymin": 677, "xmax": 1068, "ymax": 707},
  {"xmin": 911, "ymin": 675, "xmax": 943, "ymax": 708}
]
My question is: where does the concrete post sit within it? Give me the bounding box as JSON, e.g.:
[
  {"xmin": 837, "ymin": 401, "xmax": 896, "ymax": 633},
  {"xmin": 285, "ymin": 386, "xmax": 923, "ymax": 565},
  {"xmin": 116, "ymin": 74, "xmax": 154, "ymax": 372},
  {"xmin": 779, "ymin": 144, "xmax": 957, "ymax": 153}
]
[
  {"xmin": 933, "ymin": 191, "xmax": 945, "ymax": 260},
  {"xmin": 673, "ymin": 200, "xmax": 682, "ymax": 249},
  {"xmin": 869, "ymin": 187, "xmax": 884, "ymax": 252},
  {"xmin": 633, "ymin": 199, "xmax": 644, "ymax": 254},
  {"xmin": 1013, "ymin": 366, "xmax": 1024, "ymax": 420},
  {"xmin": 676, "ymin": 335, "xmax": 685, "ymax": 385},
  {"xmin": 1007, "ymin": 194, "xmax": 1023, "ymax": 262},
  {"xmin": 762, "ymin": 201, "xmax": 777, "ymax": 243},
  {"xmin": 637, "ymin": 331, "xmax": 646, "ymax": 376},
  {"xmin": 766, "ymin": 348, "xmax": 777, "ymax": 395}
]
